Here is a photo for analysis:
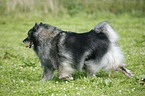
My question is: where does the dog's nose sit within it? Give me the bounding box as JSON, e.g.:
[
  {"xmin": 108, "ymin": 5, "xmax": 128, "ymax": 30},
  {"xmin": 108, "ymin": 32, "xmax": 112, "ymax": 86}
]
[{"xmin": 23, "ymin": 37, "xmax": 30, "ymax": 44}]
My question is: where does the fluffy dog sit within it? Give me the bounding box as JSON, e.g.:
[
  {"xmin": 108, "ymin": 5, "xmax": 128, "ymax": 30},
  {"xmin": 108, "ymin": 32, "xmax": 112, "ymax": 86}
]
[{"xmin": 23, "ymin": 22, "xmax": 133, "ymax": 80}]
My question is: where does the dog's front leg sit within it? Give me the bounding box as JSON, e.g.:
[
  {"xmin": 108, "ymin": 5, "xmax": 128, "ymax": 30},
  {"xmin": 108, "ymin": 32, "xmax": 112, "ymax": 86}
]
[
  {"xmin": 42, "ymin": 67, "xmax": 55, "ymax": 80},
  {"xmin": 58, "ymin": 62, "xmax": 75, "ymax": 80},
  {"xmin": 58, "ymin": 64, "xmax": 69, "ymax": 80}
]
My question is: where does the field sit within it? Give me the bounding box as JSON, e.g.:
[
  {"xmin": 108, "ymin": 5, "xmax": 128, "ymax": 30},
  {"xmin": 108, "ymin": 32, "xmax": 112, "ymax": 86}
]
[{"xmin": 0, "ymin": 0, "xmax": 145, "ymax": 96}]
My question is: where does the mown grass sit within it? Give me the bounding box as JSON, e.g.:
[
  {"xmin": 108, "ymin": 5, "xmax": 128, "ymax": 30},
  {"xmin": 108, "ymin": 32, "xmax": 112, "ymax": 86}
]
[{"xmin": 0, "ymin": 13, "xmax": 145, "ymax": 96}]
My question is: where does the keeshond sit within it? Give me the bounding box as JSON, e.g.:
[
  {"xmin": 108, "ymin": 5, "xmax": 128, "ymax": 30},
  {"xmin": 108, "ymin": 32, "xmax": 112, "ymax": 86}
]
[{"xmin": 23, "ymin": 22, "xmax": 133, "ymax": 80}]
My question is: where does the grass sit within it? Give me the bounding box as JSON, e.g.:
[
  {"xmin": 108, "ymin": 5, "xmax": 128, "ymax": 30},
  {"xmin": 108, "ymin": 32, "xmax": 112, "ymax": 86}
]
[
  {"xmin": 0, "ymin": 13, "xmax": 145, "ymax": 96},
  {"xmin": 1, "ymin": 0, "xmax": 145, "ymax": 16}
]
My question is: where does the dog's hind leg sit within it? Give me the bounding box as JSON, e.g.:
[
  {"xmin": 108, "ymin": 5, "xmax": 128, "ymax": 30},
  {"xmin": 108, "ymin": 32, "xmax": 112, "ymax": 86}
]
[
  {"xmin": 117, "ymin": 65, "xmax": 133, "ymax": 78},
  {"xmin": 42, "ymin": 67, "xmax": 55, "ymax": 80}
]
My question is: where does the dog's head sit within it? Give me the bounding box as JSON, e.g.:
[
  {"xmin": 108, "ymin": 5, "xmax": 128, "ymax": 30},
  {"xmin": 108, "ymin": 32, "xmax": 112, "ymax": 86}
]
[
  {"xmin": 23, "ymin": 22, "xmax": 61, "ymax": 48},
  {"xmin": 23, "ymin": 22, "xmax": 39, "ymax": 48}
]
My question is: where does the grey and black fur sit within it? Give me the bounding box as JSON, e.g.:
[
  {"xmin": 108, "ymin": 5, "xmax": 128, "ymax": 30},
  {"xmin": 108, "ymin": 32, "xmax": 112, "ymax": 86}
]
[{"xmin": 23, "ymin": 22, "xmax": 133, "ymax": 80}]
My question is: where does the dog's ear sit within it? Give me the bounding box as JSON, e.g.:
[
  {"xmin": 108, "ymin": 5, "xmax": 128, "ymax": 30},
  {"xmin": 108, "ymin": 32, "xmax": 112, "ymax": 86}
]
[
  {"xmin": 39, "ymin": 22, "xmax": 43, "ymax": 25},
  {"xmin": 34, "ymin": 22, "xmax": 39, "ymax": 31},
  {"xmin": 35, "ymin": 22, "xmax": 37, "ymax": 26}
]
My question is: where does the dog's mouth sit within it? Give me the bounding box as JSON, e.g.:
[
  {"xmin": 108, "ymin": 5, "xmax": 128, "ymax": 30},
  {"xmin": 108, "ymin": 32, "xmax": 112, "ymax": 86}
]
[{"xmin": 26, "ymin": 42, "xmax": 34, "ymax": 48}]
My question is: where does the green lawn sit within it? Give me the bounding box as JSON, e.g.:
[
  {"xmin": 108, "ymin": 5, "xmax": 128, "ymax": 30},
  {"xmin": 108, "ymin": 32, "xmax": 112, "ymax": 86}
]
[{"xmin": 0, "ymin": 13, "xmax": 145, "ymax": 96}]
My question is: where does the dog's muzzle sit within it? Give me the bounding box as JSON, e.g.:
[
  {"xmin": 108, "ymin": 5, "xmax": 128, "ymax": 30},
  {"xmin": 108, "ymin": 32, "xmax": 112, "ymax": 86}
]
[
  {"xmin": 23, "ymin": 38, "xmax": 34, "ymax": 48},
  {"xmin": 26, "ymin": 42, "xmax": 33, "ymax": 48}
]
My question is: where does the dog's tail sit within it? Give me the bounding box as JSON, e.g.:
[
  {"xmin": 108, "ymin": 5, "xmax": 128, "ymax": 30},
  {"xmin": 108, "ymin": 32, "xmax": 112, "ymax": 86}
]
[{"xmin": 94, "ymin": 22, "xmax": 119, "ymax": 42}]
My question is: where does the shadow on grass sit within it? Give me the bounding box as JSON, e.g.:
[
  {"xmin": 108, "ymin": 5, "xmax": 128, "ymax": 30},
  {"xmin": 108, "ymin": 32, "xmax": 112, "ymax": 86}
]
[
  {"xmin": 17, "ymin": 68, "xmax": 136, "ymax": 83},
  {"xmin": 52, "ymin": 71, "xmax": 118, "ymax": 82}
]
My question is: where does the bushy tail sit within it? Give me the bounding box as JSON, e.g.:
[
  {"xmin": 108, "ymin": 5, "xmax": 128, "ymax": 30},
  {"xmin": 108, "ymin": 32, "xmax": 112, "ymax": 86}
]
[{"xmin": 94, "ymin": 22, "xmax": 119, "ymax": 42}]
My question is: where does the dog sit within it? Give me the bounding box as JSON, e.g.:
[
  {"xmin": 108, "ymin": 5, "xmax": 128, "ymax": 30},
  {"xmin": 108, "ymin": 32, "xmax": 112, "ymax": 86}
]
[{"xmin": 23, "ymin": 22, "xmax": 133, "ymax": 80}]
